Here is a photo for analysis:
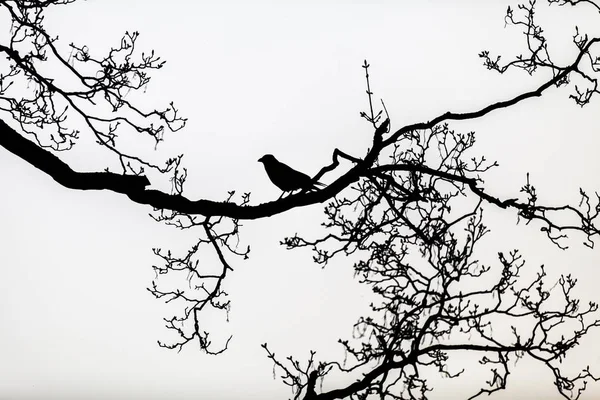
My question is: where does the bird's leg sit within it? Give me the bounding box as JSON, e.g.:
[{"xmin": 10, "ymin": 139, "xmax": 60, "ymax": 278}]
[{"xmin": 278, "ymin": 191, "xmax": 286, "ymax": 200}]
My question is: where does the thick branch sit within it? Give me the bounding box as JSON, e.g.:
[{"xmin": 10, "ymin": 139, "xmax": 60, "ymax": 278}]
[
  {"xmin": 314, "ymin": 343, "xmax": 527, "ymax": 400},
  {"xmin": 1, "ymin": 38, "xmax": 597, "ymax": 220},
  {"xmin": 0, "ymin": 119, "xmax": 150, "ymax": 191},
  {"xmin": 0, "ymin": 117, "xmax": 361, "ymax": 218}
]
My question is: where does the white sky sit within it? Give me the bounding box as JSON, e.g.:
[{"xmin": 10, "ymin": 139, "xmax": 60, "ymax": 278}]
[{"xmin": 1, "ymin": 1, "xmax": 600, "ymax": 399}]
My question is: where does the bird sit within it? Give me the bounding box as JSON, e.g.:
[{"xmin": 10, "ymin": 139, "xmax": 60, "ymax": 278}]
[{"xmin": 258, "ymin": 154, "xmax": 324, "ymax": 198}]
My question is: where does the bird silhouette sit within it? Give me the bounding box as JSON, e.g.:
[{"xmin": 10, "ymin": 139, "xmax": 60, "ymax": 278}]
[{"xmin": 258, "ymin": 154, "xmax": 324, "ymax": 198}]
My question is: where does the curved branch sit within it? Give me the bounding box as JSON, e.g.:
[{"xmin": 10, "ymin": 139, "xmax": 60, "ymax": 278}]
[
  {"xmin": 2, "ymin": 37, "xmax": 598, "ymax": 220},
  {"xmin": 0, "ymin": 2, "xmax": 597, "ymax": 221},
  {"xmin": 0, "ymin": 119, "xmax": 150, "ymax": 191},
  {"xmin": 314, "ymin": 343, "xmax": 528, "ymax": 400},
  {"xmin": 382, "ymin": 37, "xmax": 600, "ymax": 148}
]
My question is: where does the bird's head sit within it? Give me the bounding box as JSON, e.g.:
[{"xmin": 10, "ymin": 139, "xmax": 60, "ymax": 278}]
[{"xmin": 258, "ymin": 154, "xmax": 276, "ymax": 164}]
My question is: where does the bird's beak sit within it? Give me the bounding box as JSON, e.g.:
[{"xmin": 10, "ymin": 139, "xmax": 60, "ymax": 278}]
[{"xmin": 257, "ymin": 156, "xmax": 264, "ymax": 163}]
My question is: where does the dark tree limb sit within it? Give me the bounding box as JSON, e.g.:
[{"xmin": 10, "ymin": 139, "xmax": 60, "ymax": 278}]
[
  {"xmin": 0, "ymin": 119, "xmax": 150, "ymax": 192},
  {"xmin": 1, "ymin": 32, "xmax": 597, "ymax": 219}
]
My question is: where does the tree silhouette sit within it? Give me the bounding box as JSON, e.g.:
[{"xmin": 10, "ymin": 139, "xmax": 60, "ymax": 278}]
[{"xmin": 1, "ymin": 0, "xmax": 600, "ymax": 399}]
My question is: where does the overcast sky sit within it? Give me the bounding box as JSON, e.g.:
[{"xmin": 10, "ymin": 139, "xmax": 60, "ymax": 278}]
[{"xmin": 1, "ymin": 1, "xmax": 600, "ymax": 399}]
